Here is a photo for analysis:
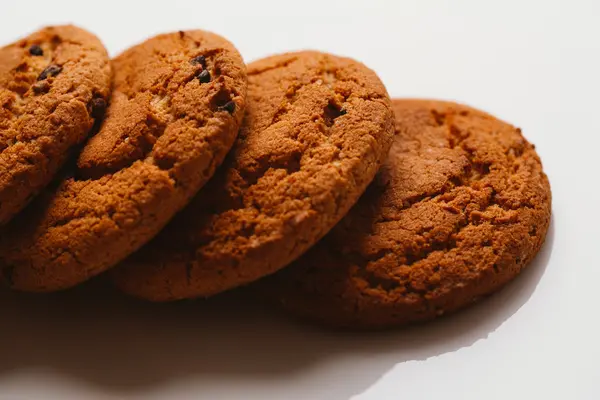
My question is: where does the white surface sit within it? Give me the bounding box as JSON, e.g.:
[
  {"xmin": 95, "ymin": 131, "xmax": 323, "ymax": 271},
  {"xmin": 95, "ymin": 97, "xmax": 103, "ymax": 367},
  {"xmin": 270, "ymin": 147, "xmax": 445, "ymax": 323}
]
[{"xmin": 0, "ymin": 0, "xmax": 598, "ymax": 399}]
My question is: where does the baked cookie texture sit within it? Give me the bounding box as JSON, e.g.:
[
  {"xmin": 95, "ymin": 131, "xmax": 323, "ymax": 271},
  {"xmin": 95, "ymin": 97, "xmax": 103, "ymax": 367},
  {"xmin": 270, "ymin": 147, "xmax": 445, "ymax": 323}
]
[
  {"xmin": 0, "ymin": 25, "xmax": 111, "ymax": 224},
  {"xmin": 112, "ymin": 51, "xmax": 395, "ymax": 301},
  {"xmin": 260, "ymin": 99, "xmax": 552, "ymax": 329},
  {"xmin": 0, "ymin": 30, "xmax": 247, "ymax": 291}
]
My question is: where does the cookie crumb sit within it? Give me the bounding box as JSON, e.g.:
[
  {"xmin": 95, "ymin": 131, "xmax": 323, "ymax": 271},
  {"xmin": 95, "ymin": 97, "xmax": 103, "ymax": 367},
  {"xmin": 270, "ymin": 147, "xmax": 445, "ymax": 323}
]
[
  {"xmin": 218, "ymin": 100, "xmax": 236, "ymax": 114},
  {"xmin": 32, "ymin": 80, "xmax": 50, "ymax": 94}
]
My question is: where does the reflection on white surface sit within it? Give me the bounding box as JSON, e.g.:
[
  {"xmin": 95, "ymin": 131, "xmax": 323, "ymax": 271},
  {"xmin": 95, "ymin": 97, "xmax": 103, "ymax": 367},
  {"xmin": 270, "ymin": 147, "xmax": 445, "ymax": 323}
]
[{"xmin": 0, "ymin": 222, "xmax": 553, "ymax": 400}]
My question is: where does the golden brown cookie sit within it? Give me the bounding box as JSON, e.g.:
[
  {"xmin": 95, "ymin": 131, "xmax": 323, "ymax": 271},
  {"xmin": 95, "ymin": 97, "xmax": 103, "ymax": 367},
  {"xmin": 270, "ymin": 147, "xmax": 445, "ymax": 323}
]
[
  {"xmin": 0, "ymin": 25, "xmax": 111, "ymax": 225},
  {"xmin": 112, "ymin": 51, "xmax": 395, "ymax": 301},
  {"xmin": 0, "ymin": 30, "xmax": 247, "ymax": 291},
  {"xmin": 259, "ymin": 99, "xmax": 552, "ymax": 329}
]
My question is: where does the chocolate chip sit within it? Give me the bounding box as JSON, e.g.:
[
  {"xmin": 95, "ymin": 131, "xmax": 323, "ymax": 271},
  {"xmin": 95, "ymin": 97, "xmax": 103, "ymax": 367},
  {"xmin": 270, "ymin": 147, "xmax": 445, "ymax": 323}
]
[
  {"xmin": 32, "ymin": 80, "xmax": 50, "ymax": 94},
  {"xmin": 89, "ymin": 97, "xmax": 107, "ymax": 119},
  {"xmin": 29, "ymin": 44, "xmax": 43, "ymax": 56},
  {"xmin": 190, "ymin": 55, "xmax": 206, "ymax": 67},
  {"xmin": 197, "ymin": 69, "xmax": 211, "ymax": 84},
  {"xmin": 218, "ymin": 101, "xmax": 236, "ymax": 114},
  {"xmin": 37, "ymin": 64, "xmax": 62, "ymax": 80}
]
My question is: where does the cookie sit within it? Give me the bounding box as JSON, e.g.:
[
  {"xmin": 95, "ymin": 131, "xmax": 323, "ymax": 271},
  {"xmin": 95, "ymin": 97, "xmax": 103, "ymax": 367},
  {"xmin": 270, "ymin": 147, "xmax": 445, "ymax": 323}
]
[
  {"xmin": 0, "ymin": 25, "xmax": 111, "ymax": 225},
  {"xmin": 259, "ymin": 99, "xmax": 552, "ymax": 329},
  {"xmin": 111, "ymin": 51, "xmax": 395, "ymax": 301},
  {"xmin": 0, "ymin": 30, "xmax": 247, "ymax": 291}
]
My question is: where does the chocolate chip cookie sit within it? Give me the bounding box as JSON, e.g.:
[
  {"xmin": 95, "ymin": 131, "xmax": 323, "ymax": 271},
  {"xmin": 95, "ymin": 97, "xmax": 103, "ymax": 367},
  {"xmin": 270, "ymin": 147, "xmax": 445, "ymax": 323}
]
[
  {"xmin": 260, "ymin": 99, "xmax": 552, "ymax": 329},
  {"xmin": 0, "ymin": 30, "xmax": 247, "ymax": 291},
  {"xmin": 0, "ymin": 25, "xmax": 111, "ymax": 224},
  {"xmin": 112, "ymin": 51, "xmax": 395, "ymax": 301}
]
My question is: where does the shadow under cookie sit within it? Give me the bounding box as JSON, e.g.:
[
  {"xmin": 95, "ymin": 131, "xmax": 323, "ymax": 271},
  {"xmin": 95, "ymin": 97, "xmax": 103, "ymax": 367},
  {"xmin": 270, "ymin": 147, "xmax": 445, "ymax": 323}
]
[{"xmin": 0, "ymin": 219, "xmax": 552, "ymax": 398}]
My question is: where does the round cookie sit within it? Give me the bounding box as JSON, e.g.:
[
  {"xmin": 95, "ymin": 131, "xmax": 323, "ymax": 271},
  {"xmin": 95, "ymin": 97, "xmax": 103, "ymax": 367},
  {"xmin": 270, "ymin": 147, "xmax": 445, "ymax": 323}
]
[
  {"xmin": 260, "ymin": 99, "xmax": 552, "ymax": 329},
  {"xmin": 0, "ymin": 30, "xmax": 247, "ymax": 291},
  {"xmin": 112, "ymin": 51, "xmax": 395, "ymax": 301},
  {"xmin": 0, "ymin": 25, "xmax": 111, "ymax": 225}
]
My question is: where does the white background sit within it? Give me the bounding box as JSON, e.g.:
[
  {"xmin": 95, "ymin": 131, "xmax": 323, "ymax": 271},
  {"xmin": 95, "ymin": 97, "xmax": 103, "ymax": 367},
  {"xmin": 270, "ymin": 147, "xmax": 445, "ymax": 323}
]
[{"xmin": 0, "ymin": 0, "xmax": 598, "ymax": 399}]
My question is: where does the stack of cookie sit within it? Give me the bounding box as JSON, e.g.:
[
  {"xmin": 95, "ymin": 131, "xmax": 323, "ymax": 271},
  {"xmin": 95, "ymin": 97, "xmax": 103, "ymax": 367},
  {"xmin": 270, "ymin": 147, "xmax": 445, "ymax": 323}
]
[{"xmin": 0, "ymin": 26, "xmax": 551, "ymax": 329}]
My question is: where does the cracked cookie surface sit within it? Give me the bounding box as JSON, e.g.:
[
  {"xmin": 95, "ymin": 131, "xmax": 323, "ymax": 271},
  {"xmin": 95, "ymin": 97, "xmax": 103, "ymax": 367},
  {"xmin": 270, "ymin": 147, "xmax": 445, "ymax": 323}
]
[
  {"xmin": 112, "ymin": 51, "xmax": 395, "ymax": 301},
  {"xmin": 0, "ymin": 25, "xmax": 111, "ymax": 224},
  {"xmin": 0, "ymin": 30, "xmax": 247, "ymax": 291},
  {"xmin": 259, "ymin": 99, "xmax": 552, "ymax": 329}
]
